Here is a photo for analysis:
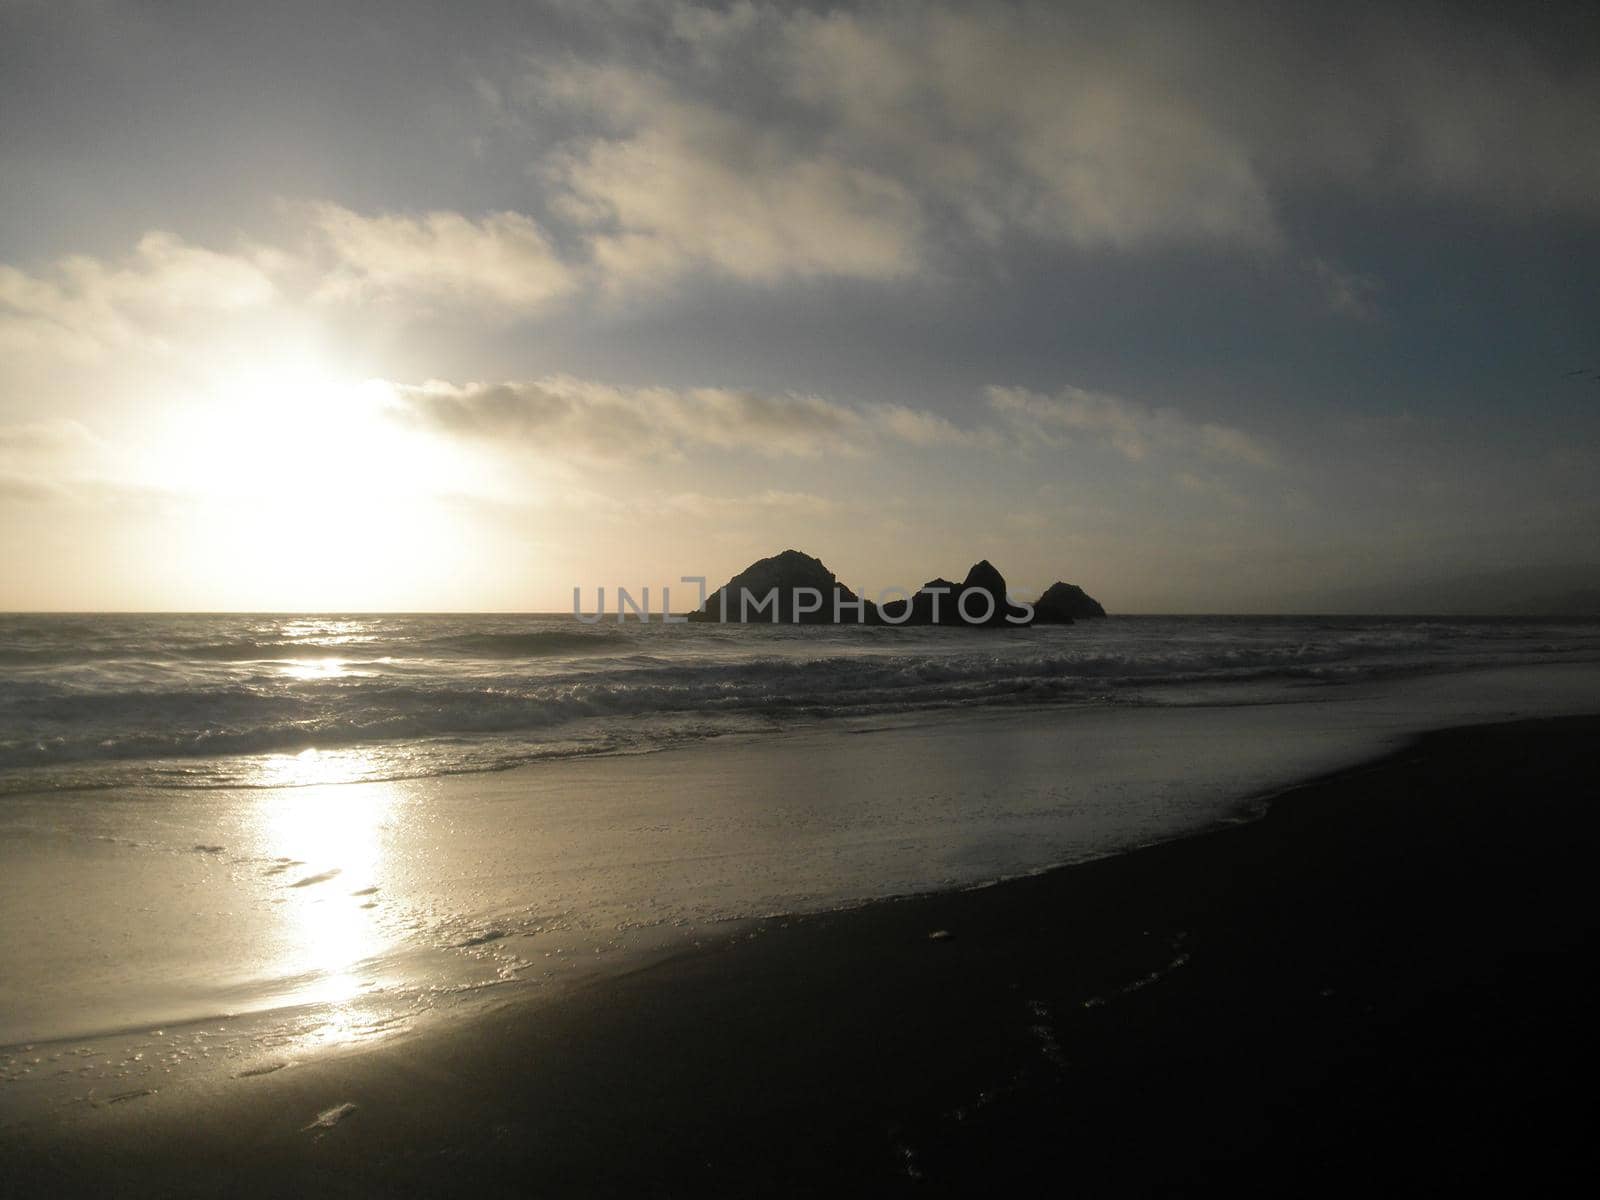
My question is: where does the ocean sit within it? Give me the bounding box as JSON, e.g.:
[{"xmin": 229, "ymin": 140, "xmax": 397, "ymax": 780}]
[
  {"xmin": 2, "ymin": 613, "xmax": 1598, "ymax": 1107},
  {"xmin": 5, "ymin": 612, "xmax": 1599, "ymax": 794}
]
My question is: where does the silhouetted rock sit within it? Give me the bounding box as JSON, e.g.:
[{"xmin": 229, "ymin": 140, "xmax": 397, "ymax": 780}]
[
  {"xmin": 689, "ymin": 549, "xmax": 863, "ymax": 623},
  {"xmin": 874, "ymin": 578, "xmax": 961, "ymax": 625},
  {"xmin": 957, "ymin": 560, "xmax": 1032, "ymax": 626},
  {"xmin": 876, "ymin": 561, "xmax": 1032, "ymax": 626},
  {"xmin": 1034, "ymin": 581, "xmax": 1107, "ymax": 622},
  {"xmin": 688, "ymin": 550, "xmax": 1096, "ymax": 627}
]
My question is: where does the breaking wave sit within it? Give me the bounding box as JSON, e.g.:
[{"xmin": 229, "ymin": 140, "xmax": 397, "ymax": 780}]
[{"xmin": 2, "ymin": 612, "xmax": 1598, "ymax": 792}]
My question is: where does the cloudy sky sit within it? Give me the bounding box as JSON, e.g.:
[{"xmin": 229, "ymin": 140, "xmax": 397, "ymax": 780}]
[{"xmin": 2, "ymin": 0, "xmax": 1597, "ymax": 612}]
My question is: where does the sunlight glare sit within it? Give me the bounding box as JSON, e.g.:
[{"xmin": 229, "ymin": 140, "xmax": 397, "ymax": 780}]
[
  {"xmin": 280, "ymin": 657, "xmax": 349, "ymax": 681},
  {"xmin": 148, "ymin": 341, "xmax": 487, "ymax": 606},
  {"xmin": 251, "ymin": 777, "xmax": 402, "ymax": 1043}
]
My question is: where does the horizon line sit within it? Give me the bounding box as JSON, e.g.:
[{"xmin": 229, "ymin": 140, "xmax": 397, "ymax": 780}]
[{"xmin": 0, "ymin": 609, "xmax": 1594, "ymax": 620}]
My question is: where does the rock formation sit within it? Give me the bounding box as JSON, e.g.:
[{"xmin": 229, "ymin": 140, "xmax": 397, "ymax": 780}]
[
  {"xmin": 874, "ymin": 577, "xmax": 960, "ymax": 625},
  {"xmin": 690, "ymin": 550, "xmax": 1104, "ymax": 625},
  {"xmin": 1033, "ymin": 581, "xmax": 1107, "ymax": 622},
  {"xmin": 688, "ymin": 549, "xmax": 862, "ymax": 623},
  {"xmin": 953, "ymin": 559, "xmax": 1033, "ymax": 626},
  {"xmin": 874, "ymin": 560, "xmax": 1033, "ymax": 626}
]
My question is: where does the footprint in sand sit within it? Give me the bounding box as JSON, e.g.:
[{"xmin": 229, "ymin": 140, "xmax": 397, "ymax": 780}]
[
  {"xmin": 234, "ymin": 1061, "xmax": 288, "ymax": 1079},
  {"xmin": 289, "ymin": 868, "xmax": 342, "ymax": 888},
  {"xmin": 93, "ymin": 1088, "xmax": 156, "ymax": 1107}
]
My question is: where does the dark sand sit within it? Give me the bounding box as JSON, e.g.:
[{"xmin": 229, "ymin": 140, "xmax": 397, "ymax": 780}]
[{"xmin": 4, "ymin": 715, "xmax": 1597, "ymax": 1196}]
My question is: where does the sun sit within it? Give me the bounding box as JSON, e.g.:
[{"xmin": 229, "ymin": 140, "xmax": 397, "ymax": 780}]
[
  {"xmin": 173, "ymin": 356, "xmax": 417, "ymax": 506},
  {"xmin": 144, "ymin": 342, "xmax": 487, "ymax": 607}
]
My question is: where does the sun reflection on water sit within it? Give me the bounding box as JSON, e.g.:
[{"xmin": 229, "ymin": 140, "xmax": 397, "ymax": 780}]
[
  {"xmin": 250, "ymin": 771, "xmax": 405, "ymax": 1048},
  {"xmin": 279, "ymin": 656, "xmax": 349, "ymax": 681},
  {"xmin": 251, "ymin": 746, "xmax": 390, "ymax": 789}
]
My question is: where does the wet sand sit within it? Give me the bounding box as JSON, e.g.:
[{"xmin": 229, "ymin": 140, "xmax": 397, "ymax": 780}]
[{"xmin": 3, "ymin": 714, "xmax": 1596, "ymax": 1196}]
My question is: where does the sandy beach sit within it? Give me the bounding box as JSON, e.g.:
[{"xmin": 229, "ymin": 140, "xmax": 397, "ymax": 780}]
[
  {"xmin": 8, "ymin": 0, "xmax": 1600, "ymax": 1192},
  {"xmin": 4, "ymin": 710, "xmax": 1595, "ymax": 1195}
]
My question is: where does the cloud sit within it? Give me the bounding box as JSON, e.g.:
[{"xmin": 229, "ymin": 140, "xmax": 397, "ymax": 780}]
[
  {"xmin": 542, "ymin": 66, "xmax": 921, "ymax": 288},
  {"xmin": 1194, "ymin": 424, "xmax": 1278, "ymax": 470},
  {"xmin": 0, "ymin": 472, "xmax": 180, "ymax": 511},
  {"xmin": 389, "ymin": 371, "xmax": 1279, "ymax": 479},
  {"xmin": 390, "ymin": 374, "xmax": 1006, "ymax": 463},
  {"xmin": 0, "ymin": 419, "xmax": 179, "ymax": 510},
  {"xmin": 485, "ymin": 0, "xmax": 1600, "ymax": 298},
  {"xmin": 19, "ymin": 4, "xmax": 1586, "ymax": 332},
  {"xmin": 389, "ymin": 376, "xmax": 876, "ymax": 460},
  {"xmin": 986, "ymin": 385, "xmax": 1280, "ymax": 468},
  {"xmin": 0, "ymin": 233, "xmax": 278, "ymax": 357},
  {"xmin": 0, "ymin": 470, "xmax": 67, "ymax": 504},
  {"xmin": 769, "ymin": 1, "xmax": 1600, "ymax": 228},
  {"xmin": 0, "ymin": 419, "xmax": 100, "ymax": 494},
  {"xmin": 529, "ymin": 9, "xmax": 1276, "ymax": 289},
  {"xmin": 6, "ymin": 3, "xmax": 1595, "ymax": 350},
  {"xmin": 1306, "ymin": 257, "xmax": 1383, "ymax": 321},
  {"xmin": 2, "ymin": 204, "xmax": 578, "ymax": 358},
  {"xmin": 869, "ymin": 403, "xmax": 995, "ymax": 449},
  {"xmin": 0, "ymin": 419, "xmax": 100, "ymax": 455},
  {"xmin": 0, "ymin": 204, "xmax": 580, "ymax": 366},
  {"xmin": 659, "ymin": 489, "xmax": 840, "ymax": 518},
  {"xmin": 772, "ymin": 2, "xmax": 1281, "ymax": 252},
  {"xmin": 1175, "ymin": 470, "xmax": 1251, "ymax": 510},
  {"xmin": 311, "ymin": 203, "xmax": 575, "ymax": 310},
  {"xmin": 540, "ymin": 0, "xmax": 1285, "ymax": 269},
  {"xmin": 1249, "ymin": 6, "xmax": 1600, "ymax": 217}
]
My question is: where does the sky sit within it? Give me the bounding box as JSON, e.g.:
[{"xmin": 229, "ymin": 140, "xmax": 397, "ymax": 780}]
[{"xmin": 2, "ymin": 0, "xmax": 1598, "ymax": 613}]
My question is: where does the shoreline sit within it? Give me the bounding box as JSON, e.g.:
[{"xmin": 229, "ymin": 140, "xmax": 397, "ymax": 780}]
[
  {"xmin": 4, "ymin": 711, "xmax": 1597, "ymax": 1194},
  {"xmin": 6, "ymin": 661, "xmax": 1597, "ymax": 1059}
]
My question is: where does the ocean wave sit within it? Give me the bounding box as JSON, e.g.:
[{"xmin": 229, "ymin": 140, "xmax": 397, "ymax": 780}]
[
  {"xmin": 3, "ymin": 614, "xmax": 1598, "ymax": 785},
  {"xmin": 0, "ymin": 627, "xmax": 636, "ymax": 666},
  {"xmin": 0, "ymin": 655, "xmax": 1542, "ymax": 771},
  {"xmin": 0, "ymin": 637, "xmax": 372, "ymax": 666},
  {"xmin": 419, "ymin": 630, "xmax": 636, "ymax": 657}
]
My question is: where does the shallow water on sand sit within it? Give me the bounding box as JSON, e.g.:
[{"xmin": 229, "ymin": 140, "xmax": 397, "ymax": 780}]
[{"xmin": 1, "ymin": 661, "xmax": 1596, "ymax": 1119}]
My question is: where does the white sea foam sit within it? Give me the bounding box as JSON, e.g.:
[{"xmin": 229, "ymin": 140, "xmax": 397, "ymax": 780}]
[{"xmin": 2, "ymin": 613, "xmax": 1597, "ymax": 792}]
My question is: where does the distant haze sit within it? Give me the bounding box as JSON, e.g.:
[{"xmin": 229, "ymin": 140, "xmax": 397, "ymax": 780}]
[
  {"xmin": 2, "ymin": 1, "xmax": 1597, "ymax": 613},
  {"xmin": 1305, "ymin": 565, "xmax": 1600, "ymax": 618}
]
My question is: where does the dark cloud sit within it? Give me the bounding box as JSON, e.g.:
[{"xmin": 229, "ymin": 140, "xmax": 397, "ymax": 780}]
[{"xmin": 506, "ymin": 0, "xmax": 1600, "ymax": 290}]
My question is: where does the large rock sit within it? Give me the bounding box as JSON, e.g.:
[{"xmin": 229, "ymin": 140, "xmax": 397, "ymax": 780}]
[
  {"xmin": 957, "ymin": 559, "xmax": 1034, "ymax": 627},
  {"xmin": 874, "ymin": 577, "xmax": 961, "ymax": 625},
  {"xmin": 688, "ymin": 549, "xmax": 862, "ymax": 623},
  {"xmin": 1034, "ymin": 581, "xmax": 1107, "ymax": 622},
  {"xmin": 875, "ymin": 561, "xmax": 1032, "ymax": 626}
]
